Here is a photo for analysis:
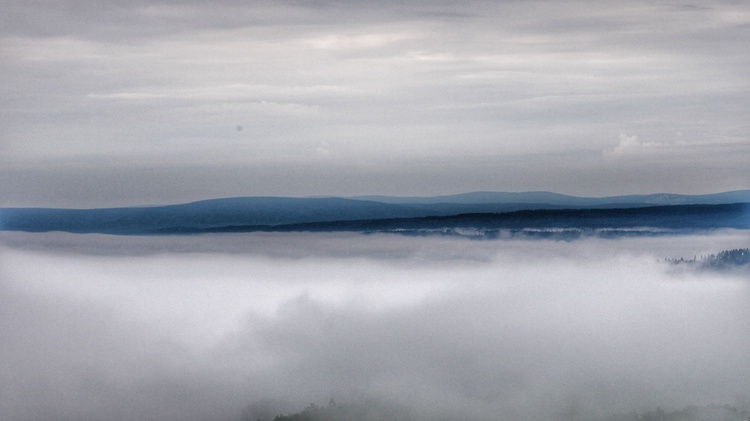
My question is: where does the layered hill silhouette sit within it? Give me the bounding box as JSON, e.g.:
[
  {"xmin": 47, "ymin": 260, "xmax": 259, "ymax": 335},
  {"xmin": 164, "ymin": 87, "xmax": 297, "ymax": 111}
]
[{"xmin": 1, "ymin": 190, "xmax": 748, "ymax": 235}]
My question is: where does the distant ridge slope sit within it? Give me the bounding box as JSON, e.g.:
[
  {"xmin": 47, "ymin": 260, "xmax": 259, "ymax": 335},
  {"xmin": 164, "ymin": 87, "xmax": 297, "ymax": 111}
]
[
  {"xmin": 353, "ymin": 190, "xmax": 750, "ymax": 206},
  {"xmin": 0, "ymin": 197, "xmax": 429, "ymax": 234}
]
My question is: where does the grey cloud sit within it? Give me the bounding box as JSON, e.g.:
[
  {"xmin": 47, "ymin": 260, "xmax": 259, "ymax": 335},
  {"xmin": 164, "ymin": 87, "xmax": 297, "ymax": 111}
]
[
  {"xmin": 0, "ymin": 281, "xmax": 244, "ymax": 421},
  {"xmin": 228, "ymin": 279, "xmax": 750, "ymax": 419},
  {"xmin": 0, "ymin": 0, "xmax": 473, "ymax": 40}
]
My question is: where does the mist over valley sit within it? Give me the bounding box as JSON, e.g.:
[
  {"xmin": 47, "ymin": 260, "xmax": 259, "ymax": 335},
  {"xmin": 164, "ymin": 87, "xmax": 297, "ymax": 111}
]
[{"xmin": 1, "ymin": 230, "xmax": 749, "ymax": 420}]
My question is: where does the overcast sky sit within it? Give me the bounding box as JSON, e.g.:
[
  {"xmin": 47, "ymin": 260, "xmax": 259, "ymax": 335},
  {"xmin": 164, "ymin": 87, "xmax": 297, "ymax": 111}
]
[{"xmin": 1, "ymin": 0, "xmax": 749, "ymax": 207}]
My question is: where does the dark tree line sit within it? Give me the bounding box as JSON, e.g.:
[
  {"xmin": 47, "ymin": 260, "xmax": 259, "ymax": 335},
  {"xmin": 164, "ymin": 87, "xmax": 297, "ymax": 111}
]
[
  {"xmin": 245, "ymin": 398, "xmax": 418, "ymax": 421},
  {"xmin": 666, "ymin": 248, "xmax": 750, "ymax": 270},
  {"xmin": 703, "ymin": 248, "xmax": 750, "ymax": 268},
  {"xmin": 255, "ymin": 401, "xmax": 749, "ymax": 421},
  {"xmin": 606, "ymin": 403, "xmax": 749, "ymax": 421},
  {"xmin": 270, "ymin": 401, "xmax": 417, "ymax": 421}
]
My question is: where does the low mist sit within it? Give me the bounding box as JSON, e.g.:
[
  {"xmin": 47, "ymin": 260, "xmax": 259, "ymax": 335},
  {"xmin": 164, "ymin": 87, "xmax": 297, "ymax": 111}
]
[{"xmin": 1, "ymin": 232, "xmax": 749, "ymax": 421}]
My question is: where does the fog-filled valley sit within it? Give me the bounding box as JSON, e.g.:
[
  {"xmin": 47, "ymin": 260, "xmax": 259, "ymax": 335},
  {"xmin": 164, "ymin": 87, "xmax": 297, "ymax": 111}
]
[{"xmin": 1, "ymin": 231, "xmax": 749, "ymax": 421}]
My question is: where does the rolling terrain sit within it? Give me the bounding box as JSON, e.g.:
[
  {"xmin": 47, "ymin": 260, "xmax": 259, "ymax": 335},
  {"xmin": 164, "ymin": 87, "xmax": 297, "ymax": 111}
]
[{"xmin": 1, "ymin": 191, "xmax": 749, "ymax": 236}]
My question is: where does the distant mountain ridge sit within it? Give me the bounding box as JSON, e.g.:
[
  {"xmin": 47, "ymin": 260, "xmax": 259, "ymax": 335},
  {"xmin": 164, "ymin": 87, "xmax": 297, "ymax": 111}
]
[
  {"xmin": 353, "ymin": 190, "xmax": 750, "ymax": 206},
  {"xmin": 1, "ymin": 190, "xmax": 748, "ymax": 235}
]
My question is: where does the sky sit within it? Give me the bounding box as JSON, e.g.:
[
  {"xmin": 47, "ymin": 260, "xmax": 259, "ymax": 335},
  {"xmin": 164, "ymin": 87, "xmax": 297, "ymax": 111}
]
[
  {"xmin": 1, "ymin": 231, "xmax": 749, "ymax": 420},
  {"xmin": 1, "ymin": 0, "xmax": 749, "ymax": 207}
]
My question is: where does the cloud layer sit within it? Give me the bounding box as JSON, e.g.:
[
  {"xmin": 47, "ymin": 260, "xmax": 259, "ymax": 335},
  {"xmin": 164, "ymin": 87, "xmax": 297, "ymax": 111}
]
[{"xmin": 1, "ymin": 232, "xmax": 749, "ymax": 420}]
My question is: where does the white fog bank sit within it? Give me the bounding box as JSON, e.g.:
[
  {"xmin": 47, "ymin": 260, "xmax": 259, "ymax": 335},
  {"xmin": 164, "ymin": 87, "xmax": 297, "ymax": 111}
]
[{"xmin": 1, "ymin": 232, "xmax": 749, "ymax": 421}]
